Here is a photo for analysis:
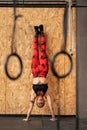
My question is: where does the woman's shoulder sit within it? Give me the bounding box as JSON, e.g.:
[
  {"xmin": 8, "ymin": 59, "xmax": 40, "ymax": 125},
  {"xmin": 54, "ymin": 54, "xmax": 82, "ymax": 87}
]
[
  {"xmin": 30, "ymin": 89, "xmax": 37, "ymax": 100},
  {"xmin": 44, "ymin": 91, "xmax": 50, "ymax": 99}
]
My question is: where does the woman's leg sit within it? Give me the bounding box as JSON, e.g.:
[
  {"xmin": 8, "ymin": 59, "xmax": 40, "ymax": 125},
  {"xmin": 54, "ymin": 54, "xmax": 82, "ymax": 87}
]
[
  {"xmin": 39, "ymin": 25, "xmax": 49, "ymax": 77},
  {"xmin": 31, "ymin": 26, "xmax": 39, "ymax": 77}
]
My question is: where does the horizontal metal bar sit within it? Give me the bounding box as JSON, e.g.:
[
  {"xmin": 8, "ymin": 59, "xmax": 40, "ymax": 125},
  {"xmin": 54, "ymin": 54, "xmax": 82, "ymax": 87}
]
[
  {"xmin": 0, "ymin": 0, "xmax": 76, "ymax": 2},
  {"xmin": 0, "ymin": 4, "xmax": 77, "ymax": 8},
  {"xmin": 0, "ymin": 1, "xmax": 76, "ymax": 8}
]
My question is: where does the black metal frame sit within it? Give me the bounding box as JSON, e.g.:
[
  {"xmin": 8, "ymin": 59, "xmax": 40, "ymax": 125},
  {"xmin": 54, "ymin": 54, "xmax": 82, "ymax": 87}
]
[
  {"xmin": 0, "ymin": 0, "xmax": 76, "ymax": 2},
  {"xmin": 0, "ymin": 0, "xmax": 76, "ymax": 7}
]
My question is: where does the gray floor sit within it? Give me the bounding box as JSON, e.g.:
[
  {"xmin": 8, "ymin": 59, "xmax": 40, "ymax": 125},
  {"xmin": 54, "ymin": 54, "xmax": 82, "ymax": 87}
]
[{"xmin": 0, "ymin": 116, "xmax": 86, "ymax": 130}]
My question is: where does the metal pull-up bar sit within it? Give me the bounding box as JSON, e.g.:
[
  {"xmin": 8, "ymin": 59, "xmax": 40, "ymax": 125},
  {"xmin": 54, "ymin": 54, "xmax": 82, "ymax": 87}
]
[{"xmin": 0, "ymin": 0, "xmax": 76, "ymax": 7}]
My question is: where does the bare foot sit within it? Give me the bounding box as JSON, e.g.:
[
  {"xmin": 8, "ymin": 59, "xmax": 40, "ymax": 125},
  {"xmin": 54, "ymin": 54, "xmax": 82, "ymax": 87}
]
[{"xmin": 50, "ymin": 118, "xmax": 57, "ymax": 121}]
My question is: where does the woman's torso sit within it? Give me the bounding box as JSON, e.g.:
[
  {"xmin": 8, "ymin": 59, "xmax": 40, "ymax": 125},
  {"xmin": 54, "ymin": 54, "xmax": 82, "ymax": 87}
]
[
  {"xmin": 33, "ymin": 84, "xmax": 48, "ymax": 96},
  {"xmin": 33, "ymin": 77, "xmax": 47, "ymax": 84}
]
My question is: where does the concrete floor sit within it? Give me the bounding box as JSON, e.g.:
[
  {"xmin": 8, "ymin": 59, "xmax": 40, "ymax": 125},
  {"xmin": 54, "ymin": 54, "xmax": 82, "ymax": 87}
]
[{"xmin": 0, "ymin": 116, "xmax": 86, "ymax": 130}]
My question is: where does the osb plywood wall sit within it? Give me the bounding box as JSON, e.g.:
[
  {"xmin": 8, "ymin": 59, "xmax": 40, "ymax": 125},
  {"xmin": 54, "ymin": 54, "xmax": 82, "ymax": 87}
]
[{"xmin": 0, "ymin": 8, "xmax": 76, "ymax": 115}]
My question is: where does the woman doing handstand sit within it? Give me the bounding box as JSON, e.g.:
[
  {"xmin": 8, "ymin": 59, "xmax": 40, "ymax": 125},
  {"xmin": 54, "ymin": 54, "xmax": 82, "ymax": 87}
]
[{"xmin": 23, "ymin": 25, "xmax": 56, "ymax": 121}]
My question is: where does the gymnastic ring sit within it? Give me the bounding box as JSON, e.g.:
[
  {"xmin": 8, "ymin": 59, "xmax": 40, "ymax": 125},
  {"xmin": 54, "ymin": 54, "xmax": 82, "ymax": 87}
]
[
  {"xmin": 5, "ymin": 53, "xmax": 23, "ymax": 80},
  {"xmin": 50, "ymin": 51, "xmax": 73, "ymax": 78}
]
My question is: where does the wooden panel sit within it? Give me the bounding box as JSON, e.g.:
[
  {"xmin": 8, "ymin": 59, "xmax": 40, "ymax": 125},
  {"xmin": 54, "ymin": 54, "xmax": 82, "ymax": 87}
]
[
  {"xmin": 0, "ymin": 9, "xmax": 8, "ymax": 113},
  {"xmin": 0, "ymin": 8, "xmax": 76, "ymax": 115}
]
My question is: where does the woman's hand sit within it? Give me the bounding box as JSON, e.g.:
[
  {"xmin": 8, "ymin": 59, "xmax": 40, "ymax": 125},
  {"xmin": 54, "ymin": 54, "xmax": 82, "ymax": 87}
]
[
  {"xmin": 50, "ymin": 118, "xmax": 57, "ymax": 121},
  {"xmin": 23, "ymin": 118, "xmax": 31, "ymax": 121}
]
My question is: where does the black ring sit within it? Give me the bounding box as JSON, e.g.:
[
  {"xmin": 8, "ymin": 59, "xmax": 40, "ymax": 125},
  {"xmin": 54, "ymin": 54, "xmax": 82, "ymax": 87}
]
[
  {"xmin": 5, "ymin": 53, "xmax": 23, "ymax": 80},
  {"xmin": 50, "ymin": 51, "xmax": 73, "ymax": 78}
]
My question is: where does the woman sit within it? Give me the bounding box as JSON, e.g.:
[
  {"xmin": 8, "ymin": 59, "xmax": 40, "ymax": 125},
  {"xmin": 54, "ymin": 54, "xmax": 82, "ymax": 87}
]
[{"xmin": 23, "ymin": 25, "xmax": 56, "ymax": 121}]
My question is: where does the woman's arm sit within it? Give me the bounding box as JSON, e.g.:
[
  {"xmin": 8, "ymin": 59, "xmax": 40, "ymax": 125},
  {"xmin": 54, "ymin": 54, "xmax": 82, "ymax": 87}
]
[
  {"xmin": 23, "ymin": 90, "xmax": 36, "ymax": 121},
  {"xmin": 23, "ymin": 100, "xmax": 34, "ymax": 121},
  {"xmin": 46, "ymin": 95, "xmax": 57, "ymax": 121}
]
